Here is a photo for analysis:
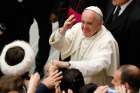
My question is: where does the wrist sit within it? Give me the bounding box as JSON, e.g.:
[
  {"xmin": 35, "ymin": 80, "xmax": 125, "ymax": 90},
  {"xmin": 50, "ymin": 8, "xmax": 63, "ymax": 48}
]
[{"xmin": 59, "ymin": 27, "xmax": 66, "ymax": 35}]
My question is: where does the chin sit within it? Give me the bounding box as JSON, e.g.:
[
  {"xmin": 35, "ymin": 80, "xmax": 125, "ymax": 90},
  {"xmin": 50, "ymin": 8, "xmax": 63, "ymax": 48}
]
[{"xmin": 84, "ymin": 34, "xmax": 91, "ymax": 37}]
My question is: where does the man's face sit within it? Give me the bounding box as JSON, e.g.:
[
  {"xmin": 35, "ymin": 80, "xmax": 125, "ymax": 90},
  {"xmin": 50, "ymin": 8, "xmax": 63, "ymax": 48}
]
[
  {"xmin": 111, "ymin": 70, "xmax": 122, "ymax": 86},
  {"xmin": 81, "ymin": 10, "xmax": 100, "ymax": 37},
  {"xmin": 112, "ymin": 0, "xmax": 129, "ymax": 6}
]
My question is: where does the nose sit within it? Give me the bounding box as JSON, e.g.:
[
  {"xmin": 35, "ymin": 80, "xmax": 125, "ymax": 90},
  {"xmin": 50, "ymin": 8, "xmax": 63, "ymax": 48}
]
[{"xmin": 82, "ymin": 23, "xmax": 88, "ymax": 30}]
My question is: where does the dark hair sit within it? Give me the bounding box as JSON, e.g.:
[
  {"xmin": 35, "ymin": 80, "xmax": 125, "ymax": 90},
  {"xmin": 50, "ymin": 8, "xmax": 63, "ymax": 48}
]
[
  {"xmin": 4, "ymin": 46, "xmax": 30, "ymax": 80},
  {"xmin": 0, "ymin": 75, "xmax": 26, "ymax": 93},
  {"xmin": 79, "ymin": 83, "xmax": 98, "ymax": 93},
  {"xmin": 120, "ymin": 65, "xmax": 140, "ymax": 92},
  {"xmin": 60, "ymin": 68, "xmax": 85, "ymax": 93},
  {"xmin": 5, "ymin": 46, "xmax": 25, "ymax": 66}
]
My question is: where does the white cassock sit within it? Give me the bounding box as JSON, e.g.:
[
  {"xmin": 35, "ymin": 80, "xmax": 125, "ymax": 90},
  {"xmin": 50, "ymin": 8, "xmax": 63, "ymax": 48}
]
[{"xmin": 49, "ymin": 23, "xmax": 119, "ymax": 85}]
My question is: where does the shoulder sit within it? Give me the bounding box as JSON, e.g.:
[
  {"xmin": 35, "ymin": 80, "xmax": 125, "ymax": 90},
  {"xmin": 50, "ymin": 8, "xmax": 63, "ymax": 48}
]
[{"xmin": 100, "ymin": 25, "xmax": 118, "ymax": 44}]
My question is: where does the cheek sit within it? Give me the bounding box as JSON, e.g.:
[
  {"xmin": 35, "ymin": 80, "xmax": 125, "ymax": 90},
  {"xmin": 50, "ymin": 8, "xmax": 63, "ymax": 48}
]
[{"xmin": 82, "ymin": 25, "xmax": 90, "ymax": 32}]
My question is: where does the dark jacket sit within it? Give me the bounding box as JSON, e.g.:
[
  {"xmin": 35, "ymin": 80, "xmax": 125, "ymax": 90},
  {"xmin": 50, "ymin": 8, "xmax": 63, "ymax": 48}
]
[
  {"xmin": 36, "ymin": 83, "xmax": 49, "ymax": 93},
  {"xmin": 0, "ymin": 0, "xmax": 33, "ymax": 53},
  {"xmin": 105, "ymin": 0, "xmax": 140, "ymax": 68}
]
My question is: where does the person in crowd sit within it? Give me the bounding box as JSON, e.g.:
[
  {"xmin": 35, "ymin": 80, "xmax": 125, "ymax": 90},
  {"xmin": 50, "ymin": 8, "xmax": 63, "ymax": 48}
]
[
  {"xmin": 0, "ymin": 40, "xmax": 35, "ymax": 81},
  {"xmin": 28, "ymin": 0, "xmax": 55, "ymax": 78},
  {"xmin": 48, "ymin": 6, "xmax": 119, "ymax": 85},
  {"xmin": 31, "ymin": 70, "xmax": 63, "ymax": 93},
  {"xmin": 0, "ymin": 75, "xmax": 26, "ymax": 93},
  {"xmin": 105, "ymin": 0, "xmax": 140, "ymax": 68},
  {"xmin": 93, "ymin": 64, "xmax": 140, "ymax": 93},
  {"xmin": 60, "ymin": 68, "xmax": 85, "ymax": 93},
  {"xmin": 79, "ymin": 83, "xmax": 98, "ymax": 93}
]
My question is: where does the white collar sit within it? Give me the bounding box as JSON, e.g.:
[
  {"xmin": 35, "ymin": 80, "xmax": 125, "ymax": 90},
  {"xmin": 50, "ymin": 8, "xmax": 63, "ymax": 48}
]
[{"xmin": 114, "ymin": 0, "xmax": 133, "ymax": 15}]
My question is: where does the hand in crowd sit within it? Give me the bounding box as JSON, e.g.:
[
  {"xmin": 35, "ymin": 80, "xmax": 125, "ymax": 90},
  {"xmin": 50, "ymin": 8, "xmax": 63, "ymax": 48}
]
[
  {"xmin": 27, "ymin": 72, "xmax": 40, "ymax": 93},
  {"xmin": 55, "ymin": 81, "xmax": 61, "ymax": 93},
  {"xmin": 45, "ymin": 60, "xmax": 70, "ymax": 75},
  {"xmin": 62, "ymin": 89, "xmax": 73, "ymax": 93},
  {"xmin": 52, "ymin": 60, "xmax": 70, "ymax": 69},
  {"xmin": 94, "ymin": 85, "xmax": 108, "ymax": 93},
  {"xmin": 60, "ymin": 15, "xmax": 76, "ymax": 35},
  {"xmin": 94, "ymin": 85, "xmax": 131, "ymax": 93},
  {"xmin": 42, "ymin": 70, "xmax": 63, "ymax": 89},
  {"xmin": 115, "ymin": 85, "xmax": 131, "ymax": 93}
]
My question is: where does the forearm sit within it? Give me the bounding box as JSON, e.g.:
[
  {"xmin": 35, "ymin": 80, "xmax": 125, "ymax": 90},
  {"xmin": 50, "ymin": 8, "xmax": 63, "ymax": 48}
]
[{"xmin": 69, "ymin": 59, "xmax": 111, "ymax": 77}]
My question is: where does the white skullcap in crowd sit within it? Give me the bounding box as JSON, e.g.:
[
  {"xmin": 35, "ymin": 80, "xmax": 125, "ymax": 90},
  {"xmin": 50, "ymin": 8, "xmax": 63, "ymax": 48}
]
[
  {"xmin": 0, "ymin": 40, "xmax": 35, "ymax": 76},
  {"xmin": 85, "ymin": 6, "xmax": 103, "ymax": 17}
]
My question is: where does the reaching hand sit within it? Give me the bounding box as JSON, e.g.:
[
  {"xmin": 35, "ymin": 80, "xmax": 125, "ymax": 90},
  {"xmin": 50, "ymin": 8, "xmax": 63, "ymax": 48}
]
[
  {"xmin": 44, "ymin": 60, "xmax": 70, "ymax": 77},
  {"xmin": 52, "ymin": 60, "xmax": 70, "ymax": 69},
  {"xmin": 27, "ymin": 72, "xmax": 40, "ymax": 93},
  {"xmin": 42, "ymin": 70, "xmax": 63, "ymax": 89},
  {"xmin": 115, "ymin": 85, "xmax": 130, "ymax": 93},
  {"xmin": 94, "ymin": 85, "xmax": 108, "ymax": 93}
]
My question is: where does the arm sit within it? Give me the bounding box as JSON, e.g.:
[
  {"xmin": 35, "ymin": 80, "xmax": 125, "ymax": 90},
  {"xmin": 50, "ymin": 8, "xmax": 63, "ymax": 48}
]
[
  {"xmin": 69, "ymin": 40, "xmax": 119, "ymax": 77},
  {"xmin": 52, "ymin": 40, "xmax": 118, "ymax": 77},
  {"xmin": 49, "ymin": 15, "xmax": 76, "ymax": 50},
  {"xmin": 27, "ymin": 73, "xmax": 40, "ymax": 93}
]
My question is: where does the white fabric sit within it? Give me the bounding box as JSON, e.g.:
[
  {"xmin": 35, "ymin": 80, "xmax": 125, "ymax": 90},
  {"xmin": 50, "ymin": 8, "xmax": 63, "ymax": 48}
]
[
  {"xmin": 49, "ymin": 23, "xmax": 119, "ymax": 85},
  {"xmin": 114, "ymin": 0, "xmax": 133, "ymax": 16},
  {"xmin": 0, "ymin": 40, "xmax": 35, "ymax": 76},
  {"xmin": 85, "ymin": 6, "xmax": 103, "ymax": 17}
]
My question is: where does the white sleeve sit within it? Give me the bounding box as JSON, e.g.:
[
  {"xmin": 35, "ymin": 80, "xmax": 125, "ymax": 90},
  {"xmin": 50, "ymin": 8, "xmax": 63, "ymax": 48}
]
[
  {"xmin": 49, "ymin": 23, "xmax": 81, "ymax": 51},
  {"xmin": 69, "ymin": 41, "xmax": 118, "ymax": 77}
]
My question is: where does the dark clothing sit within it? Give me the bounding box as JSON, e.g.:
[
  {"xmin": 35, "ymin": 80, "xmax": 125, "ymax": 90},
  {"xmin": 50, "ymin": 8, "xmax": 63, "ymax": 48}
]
[
  {"xmin": 36, "ymin": 83, "xmax": 49, "ymax": 93},
  {"xmin": 0, "ymin": 0, "xmax": 33, "ymax": 53},
  {"xmin": 76, "ymin": 0, "xmax": 108, "ymax": 14},
  {"xmin": 16, "ymin": 0, "xmax": 33, "ymax": 42},
  {"xmin": 29, "ymin": 0, "xmax": 54, "ymax": 77},
  {"xmin": 105, "ymin": 0, "xmax": 140, "ymax": 68},
  {"xmin": 51, "ymin": 0, "xmax": 69, "ymax": 27},
  {"xmin": 68, "ymin": 0, "xmax": 109, "ymax": 20}
]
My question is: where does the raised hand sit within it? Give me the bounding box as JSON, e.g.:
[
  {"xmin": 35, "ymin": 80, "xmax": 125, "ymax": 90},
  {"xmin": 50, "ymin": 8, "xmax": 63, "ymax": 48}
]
[{"xmin": 60, "ymin": 15, "xmax": 76, "ymax": 35}]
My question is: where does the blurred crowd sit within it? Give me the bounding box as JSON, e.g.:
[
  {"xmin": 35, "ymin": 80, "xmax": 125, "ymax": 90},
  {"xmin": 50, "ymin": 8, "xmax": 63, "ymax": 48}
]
[{"xmin": 0, "ymin": 0, "xmax": 140, "ymax": 93}]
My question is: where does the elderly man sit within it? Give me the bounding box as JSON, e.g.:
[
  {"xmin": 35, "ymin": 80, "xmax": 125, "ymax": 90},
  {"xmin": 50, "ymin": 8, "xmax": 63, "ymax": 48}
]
[{"xmin": 49, "ymin": 6, "xmax": 119, "ymax": 85}]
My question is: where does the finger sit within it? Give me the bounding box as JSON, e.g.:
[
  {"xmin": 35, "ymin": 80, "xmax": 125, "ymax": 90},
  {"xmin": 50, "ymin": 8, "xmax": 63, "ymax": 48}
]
[
  {"xmin": 55, "ymin": 83, "xmax": 61, "ymax": 93},
  {"xmin": 53, "ymin": 71, "xmax": 63, "ymax": 79},
  {"xmin": 62, "ymin": 90, "xmax": 65, "ymax": 93},
  {"xmin": 54, "ymin": 76, "xmax": 63, "ymax": 82},
  {"xmin": 58, "ymin": 62, "xmax": 70, "ymax": 68},
  {"xmin": 50, "ymin": 70, "xmax": 59, "ymax": 76},
  {"xmin": 68, "ymin": 89, "xmax": 73, "ymax": 93},
  {"xmin": 66, "ymin": 15, "xmax": 75, "ymax": 22},
  {"xmin": 121, "ymin": 85, "xmax": 126, "ymax": 93},
  {"xmin": 53, "ymin": 61, "xmax": 70, "ymax": 68}
]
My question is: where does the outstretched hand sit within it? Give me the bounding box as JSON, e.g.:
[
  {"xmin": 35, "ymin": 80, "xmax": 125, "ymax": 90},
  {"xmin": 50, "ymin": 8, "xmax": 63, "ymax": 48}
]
[{"xmin": 27, "ymin": 72, "xmax": 40, "ymax": 93}]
